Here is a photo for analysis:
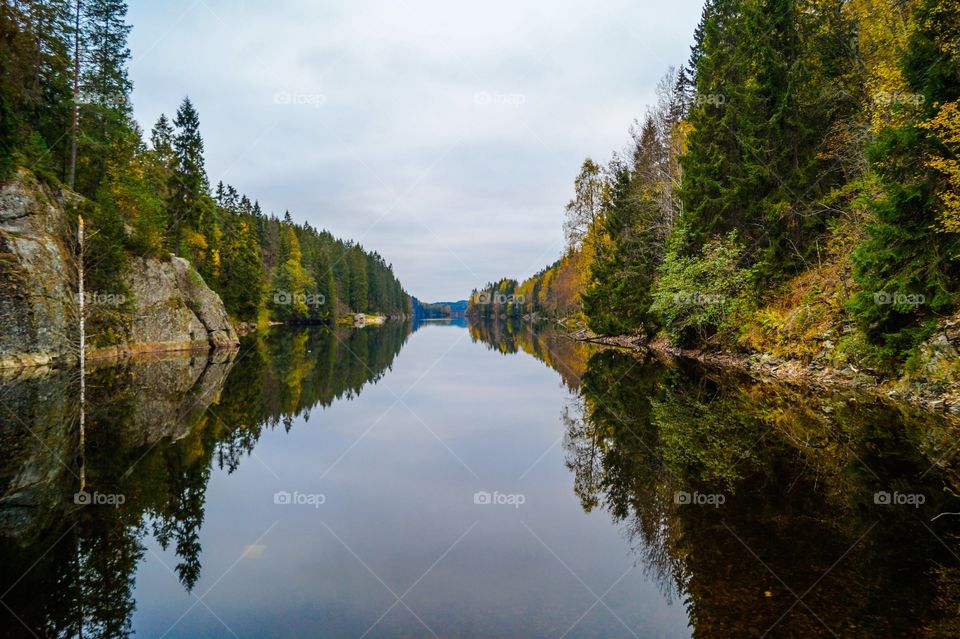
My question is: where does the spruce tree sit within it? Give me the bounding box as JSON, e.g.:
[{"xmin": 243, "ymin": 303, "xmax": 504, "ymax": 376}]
[
  {"xmin": 76, "ymin": 0, "xmax": 133, "ymax": 196},
  {"xmin": 150, "ymin": 113, "xmax": 174, "ymax": 163},
  {"xmin": 219, "ymin": 220, "xmax": 264, "ymax": 321},
  {"xmin": 680, "ymin": 0, "xmax": 855, "ymax": 279},
  {"xmin": 0, "ymin": 0, "xmax": 73, "ymax": 180},
  {"xmin": 170, "ymin": 96, "xmax": 207, "ymax": 256},
  {"xmin": 313, "ymin": 245, "xmax": 337, "ymax": 320},
  {"xmin": 583, "ymin": 117, "xmax": 666, "ymax": 335}
]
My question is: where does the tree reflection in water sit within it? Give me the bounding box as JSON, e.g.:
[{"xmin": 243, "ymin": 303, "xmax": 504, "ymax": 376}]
[
  {"xmin": 471, "ymin": 318, "xmax": 960, "ymax": 638},
  {"xmin": 3, "ymin": 316, "xmax": 960, "ymax": 638},
  {"xmin": 0, "ymin": 321, "xmax": 411, "ymax": 638}
]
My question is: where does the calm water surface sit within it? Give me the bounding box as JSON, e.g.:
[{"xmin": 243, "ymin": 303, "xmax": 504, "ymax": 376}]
[{"xmin": 2, "ymin": 319, "xmax": 960, "ymax": 638}]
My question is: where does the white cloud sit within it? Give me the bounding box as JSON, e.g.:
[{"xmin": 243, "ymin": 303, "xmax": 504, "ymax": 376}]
[{"xmin": 128, "ymin": 0, "xmax": 702, "ymax": 299}]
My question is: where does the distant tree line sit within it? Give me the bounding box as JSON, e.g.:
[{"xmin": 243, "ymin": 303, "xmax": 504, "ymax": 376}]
[{"xmin": 412, "ymin": 297, "xmax": 467, "ymax": 319}]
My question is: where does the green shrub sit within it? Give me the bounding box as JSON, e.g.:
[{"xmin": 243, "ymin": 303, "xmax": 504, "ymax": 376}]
[{"xmin": 650, "ymin": 227, "xmax": 756, "ymax": 345}]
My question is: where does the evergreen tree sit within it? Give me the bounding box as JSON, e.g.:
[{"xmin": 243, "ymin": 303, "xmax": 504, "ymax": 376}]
[
  {"xmin": 170, "ymin": 96, "xmax": 207, "ymax": 256},
  {"xmin": 75, "ymin": 0, "xmax": 133, "ymax": 196},
  {"xmin": 0, "ymin": 0, "xmax": 73, "ymax": 180},
  {"xmin": 312, "ymin": 245, "xmax": 337, "ymax": 320},
  {"xmin": 150, "ymin": 113, "xmax": 174, "ymax": 164},
  {"xmin": 669, "ymin": 66, "xmax": 693, "ymax": 123},
  {"xmin": 219, "ymin": 220, "xmax": 264, "ymax": 321},
  {"xmin": 97, "ymin": 125, "xmax": 167, "ymax": 255},
  {"xmin": 583, "ymin": 117, "xmax": 668, "ymax": 335},
  {"xmin": 680, "ymin": 0, "xmax": 856, "ymax": 279},
  {"xmin": 348, "ymin": 245, "xmax": 369, "ymax": 312}
]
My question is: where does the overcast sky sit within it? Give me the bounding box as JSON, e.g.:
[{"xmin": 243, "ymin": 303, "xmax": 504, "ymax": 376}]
[{"xmin": 127, "ymin": 0, "xmax": 703, "ymax": 301}]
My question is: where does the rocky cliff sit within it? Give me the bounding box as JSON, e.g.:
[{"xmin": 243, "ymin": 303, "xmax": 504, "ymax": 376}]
[{"xmin": 0, "ymin": 169, "xmax": 238, "ymax": 370}]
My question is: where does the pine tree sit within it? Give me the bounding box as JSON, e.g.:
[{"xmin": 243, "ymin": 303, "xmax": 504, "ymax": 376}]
[
  {"xmin": 170, "ymin": 96, "xmax": 208, "ymax": 256},
  {"xmin": 150, "ymin": 113, "xmax": 174, "ymax": 163},
  {"xmin": 219, "ymin": 220, "xmax": 264, "ymax": 321},
  {"xmin": 76, "ymin": 0, "xmax": 133, "ymax": 196}
]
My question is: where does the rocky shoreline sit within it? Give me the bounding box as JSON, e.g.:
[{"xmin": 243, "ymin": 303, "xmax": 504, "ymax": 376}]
[{"xmin": 569, "ymin": 329, "xmax": 960, "ymax": 419}]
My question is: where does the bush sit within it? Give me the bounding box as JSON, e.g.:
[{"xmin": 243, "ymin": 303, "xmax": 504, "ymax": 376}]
[{"xmin": 650, "ymin": 228, "xmax": 756, "ymax": 345}]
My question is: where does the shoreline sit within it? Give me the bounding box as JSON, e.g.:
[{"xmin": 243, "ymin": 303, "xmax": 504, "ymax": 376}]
[
  {"xmin": 569, "ymin": 330, "xmax": 960, "ymax": 419},
  {"xmin": 0, "ymin": 315, "xmax": 409, "ymax": 375}
]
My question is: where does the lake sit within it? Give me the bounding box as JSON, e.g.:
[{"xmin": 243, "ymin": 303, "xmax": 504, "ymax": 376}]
[{"xmin": 2, "ymin": 319, "xmax": 960, "ymax": 638}]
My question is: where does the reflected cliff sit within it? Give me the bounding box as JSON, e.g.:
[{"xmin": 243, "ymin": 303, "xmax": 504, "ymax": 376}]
[{"xmin": 0, "ymin": 321, "xmax": 411, "ymax": 638}]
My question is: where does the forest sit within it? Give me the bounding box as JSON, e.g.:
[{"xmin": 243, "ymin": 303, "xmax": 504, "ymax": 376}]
[
  {"xmin": 0, "ymin": 0, "xmax": 410, "ymax": 332},
  {"xmin": 470, "ymin": 0, "xmax": 960, "ymax": 375}
]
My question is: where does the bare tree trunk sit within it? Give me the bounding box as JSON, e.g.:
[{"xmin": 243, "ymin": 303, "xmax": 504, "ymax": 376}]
[{"xmin": 78, "ymin": 215, "xmax": 85, "ymax": 492}]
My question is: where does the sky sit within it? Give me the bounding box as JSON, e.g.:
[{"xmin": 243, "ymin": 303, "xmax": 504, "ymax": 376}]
[{"xmin": 127, "ymin": 0, "xmax": 704, "ymax": 301}]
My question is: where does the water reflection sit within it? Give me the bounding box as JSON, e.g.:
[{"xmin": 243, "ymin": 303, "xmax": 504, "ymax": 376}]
[
  {"xmin": 412, "ymin": 316, "xmax": 468, "ymax": 331},
  {"xmin": 468, "ymin": 317, "xmax": 592, "ymax": 390},
  {"xmin": 0, "ymin": 321, "xmax": 411, "ymax": 638},
  {"xmin": 3, "ymin": 316, "xmax": 959, "ymax": 638},
  {"xmin": 470, "ymin": 319, "xmax": 960, "ymax": 637}
]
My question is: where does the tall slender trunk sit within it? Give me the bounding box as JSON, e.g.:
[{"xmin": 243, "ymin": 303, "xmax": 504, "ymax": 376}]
[
  {"xmin": 77, "ymin": 215, "xmax": 86, "ymax": 491},
  {"xmin": 76, "ymin": 216, "xmax": 86, "ymax": 635},
  {"xmin": 68, "ymin": 0, "xmax": 80, "ymax": 189}
]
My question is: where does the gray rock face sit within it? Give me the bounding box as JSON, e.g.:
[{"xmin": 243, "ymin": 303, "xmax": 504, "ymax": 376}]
[
  {"xmin": 0, "ymin": 171, "xmax": 74, "ymax": 369},
  {"xmin": 117, "ymin": 255, "xmax": 239, "ymax": 356},
  {"xmin": 0, "ymin": 169, "xmax": 238, "ymax": 369}
]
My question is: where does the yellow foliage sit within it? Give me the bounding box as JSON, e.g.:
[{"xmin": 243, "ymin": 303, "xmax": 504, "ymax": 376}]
[
  {"xmin": 845, "ymin": 0, "xmax": 919, "ymax": 132},
  {"xmin": 919, "ymin": 100, "xmax": 960, "ymax": 232},
  {"xmin": 184, "ymin": 228, "xmax": 208, "ymax": 251}
]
